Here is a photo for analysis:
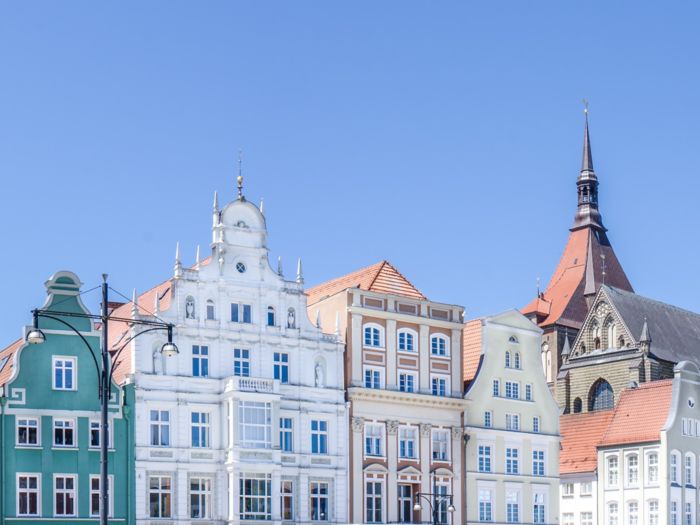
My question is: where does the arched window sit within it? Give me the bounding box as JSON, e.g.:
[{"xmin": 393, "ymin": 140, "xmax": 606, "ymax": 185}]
[
  {"xmin": 647, "ymin": 500, "xmax": 659, "ymax": 525},
  {"xmin": 267, "ymin": 306, "xmax": 275, "ymax": 327},
  {"xmin": 508, "ymin": 336, "xmax": 519, "ymax": 344},
  {"xmin": 626, "ymin": 454, "xmax": 639, "ymax": 485},
  {"xmin": 514, "ymin": 352, "xmax": 521, "ymax": 370},
  {"xmin": 592, "ymin": 322, "xmax": 601, "ymax": 350},
  {"xmin": 430, "ymin": 335, "xmax": 449, "ymax": 356},
  {"xmin": 573, "ymin": 398, "xmax": 582, "ymax": 413},
  {"xmin": 589, "ymin": 379, "xmax": 614, "ymax": 411},
  {"xmin": 627, "ymin": 501, "xmax": 638, "ymax": 525},
  {"xmin": 670, "ymin": 451, "xmax": 680, "ymax": 484},
  {"xmin": 646, "ymin": 452, "xmax": 658, "ymax": 484},
  {"xmin": 363, "ymin": 324, "xmax": 384, "ymax": 348},
  {"xmin": 206, "ymin": 299, "xmax": 215, "ymax": 320},
  {"xmin": 505, "ymin": 351, "xmax": 511, "ymax": 368},
  {"xmin": 397, "ymin": 329, "xmax": 416, "ymax": 352},
  {"xmin": 606, "ymin": 320, "xmax": 616, "ymax": 349},
  {"xmin": 607, "ymin": 502, "xmax": 618, "ymax": 525}
]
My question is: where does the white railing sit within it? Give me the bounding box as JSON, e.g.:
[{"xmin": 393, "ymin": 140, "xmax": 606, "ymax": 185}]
[{"xmin": 227, "ymin": 376, "xmax": 278, "ymax": 393}]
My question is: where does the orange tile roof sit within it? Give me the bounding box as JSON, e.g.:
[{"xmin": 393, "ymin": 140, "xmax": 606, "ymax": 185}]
[
  {"xmin": 0, "ymin": 339, "xmax": 22, "ymax": 388},
  {"xmin": 560, "ymin": 410, "xmax": 615, "ymax": 474},
  {"xmin": 462, "ymin": 319, "xmax": 483, "ymax": 384},
  {"xmin": 599, "ymin": 379, "xmax": 673, "ymax": 447},
  {"xmin": 522, "ymin": 228, "xmax": 632, "ymax": 328},
  {"xmin": 306, "ymin": 260, "xmax": 426, "ymax": 305}
]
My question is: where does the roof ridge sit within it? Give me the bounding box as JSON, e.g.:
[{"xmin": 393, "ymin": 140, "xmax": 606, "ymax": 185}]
[
  {"xmin": 366, "ymin": 260, "xmax": 388, "ymax": 291},
  {"xmin": 605, "ymin": 285, "xmax": 700, "ymax": 319},
  {"xmin": 306, "ymin": 260, "xmax": 385, "ymax": 294},
  {"xmin": 370, "ymin": 260, "xmax": 426, "ymax": 299}
]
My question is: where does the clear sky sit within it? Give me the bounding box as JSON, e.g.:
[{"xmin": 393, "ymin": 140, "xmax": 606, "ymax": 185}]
[{"xmin": 1, "ymin": 2, "xmax": 699, "ymax": 338}]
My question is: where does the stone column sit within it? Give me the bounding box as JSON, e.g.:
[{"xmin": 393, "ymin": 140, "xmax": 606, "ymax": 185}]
[
  {"xmin": 351, "ymin": 416, "xmax": 365, "ymax": 523},
  {"xmin": 419, "ymin": 423, "xmax": 433, "ymax": 523},
  {"xmin": 451, "ymin": 426, "xmax": 464, "ymax": 525},
  {"xmin": 387, "ymin": 420, "xmax": 400, "ymax": 522}
]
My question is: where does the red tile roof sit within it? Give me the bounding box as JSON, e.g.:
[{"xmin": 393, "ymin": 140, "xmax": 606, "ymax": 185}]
[
  {"xmin": 462, "ymin": 319, "xmax": 483, "ymax": 384},
  {"xmin": 0, "ymin": 339, "xmax": 22, "ymax": 388},
  {"xmin": 306, "ymin": 260, "xmax": 426, "ymax": 305},
  {"xmin": 560, "ymin": 410, "xmax": 615, "ymax": 474},
  {"xmin": 599, "ymin": 379, "xmax": 673, "ymax": 447},
  {"xmin": 523, "ymin": 228, "xmax": 632, "ymax": 328}
]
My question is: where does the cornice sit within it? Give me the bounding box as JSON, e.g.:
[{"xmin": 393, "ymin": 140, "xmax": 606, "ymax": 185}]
[
  {"xmin": 347, "ymin": 387, "xmax": 466, "ymax": 409},
  {"xmin": 348, "ymin": 306, "xmax": 463, "ymax": 330}
]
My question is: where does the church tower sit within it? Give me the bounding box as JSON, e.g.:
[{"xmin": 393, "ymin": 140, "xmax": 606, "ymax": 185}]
[{"xmin": 522, "ymin": 109, "xmax": 633, "ymax": 387}]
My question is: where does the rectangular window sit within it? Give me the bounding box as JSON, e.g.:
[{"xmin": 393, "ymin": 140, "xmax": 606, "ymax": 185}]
[
  {"xmin": 432, "ymin": 429, "xmax": 449, "ymax": 461},
  {"xmin": 505, "ymin": 381, "xmax": 519, "ymax": 399},
  {"xmin": 53, "ymin": 419, "xmax": 75, "ymax": 447},
  {"xmin": 280, "ymin": 418, "xmax": 293, "ymax": 452},
  {"xmin": 647, "ymin": 453, "xmax": 658, "ymax": 483},
  {"xmin": 192, "ymin": 345, "xmax": 209, "ymax": 378},
  {"xmin": 492, "ymin": 379, "xmax": 500, "ymax": 397},
  {"xmin": 532, "ymin": 416, "xmax": 540, "ymax": 433},
  {"xmin": 273, "ymin": 353, "xmax": 289, "ymax": 384},
  {"xmin": 310, "ymin": 481, "xmax": 329, "ymax": 521},
  {"xmin": 364, "ymin": 424, "xmax": 383, "ymax": 457},
  {"xmin": 191, "ymin": 412, "xmax": 210, "ymax": 448},
  {"xmin": 484, "ymin": 411, "xmax": 492, "ymax": 428},
  {"xmin": 238, "ymin": 401, "xmax": 272, "ymax": 449},
  {"xmin": 54, "ymin": 475, "xmax": 76, "ymax": 517},
  {"xmin": 525, "ymin": 384, "xmax": 532, "ymax": 401},
  {"xmin": 90, "ymin": 475, "xmax": 113, "ymax": 517},
  {"xmin": 607, "ymin": 456, "xmax": 619, "ymax": 487},
  {"xmin": 366, "ymin": 481, "xmax": 383, "ymax": 523},
  {"xmin": 532, "ymin": 450, "xmax": 545, "ymax": 476},
  {"xmin": 231, "ymin": 303, "xmax": 253, "ymax": 323},
  {"xmin": 671, "ymin": 502, "xmax": 678, "ymax": 525},
  {"xmin": 399, "ymin": 427, "xmax": 417, "ymax": 459},
  {"xmin": 398, "ymin": 331, "xmax": 415, "ymax": 352},
  {"xmin": 240, "ymin": 473, "xmax": 271, "ymax": 520},
  {"xmin": 581, "ymin": 511, "xmax": 593, "ymax": 525},
  {"xmin": 580, "ymin": 482, "xmax": 592, "ymax": 495},
  {"xmin": 648, "ymin": 500, "xmax": 659, "ymax": 525},
  {"xmin": 150, "ymin": 410, "xmax": 170, "ymax": 447},
  {"xmin": 627, "ymin": 454, "xmax": 639, "ymax": 486},
  {"xmin": 431, "ymin": 376, "xmax": 447, "ymax": 397},
  {"xmin": 17, "ymin": 418, "xmax": 39, "ymax": 446},
  {"xmin": 53, "ymin": 357, "xmax": 76, "ymax": 390},
  {"xmin": 234, "ymin": 348, "xmax": 250, "ymax": 377},
  {"xmin": 506, "ymin": 490, "xmax": 519, "ymax": 523},
  {"xmin": 563, "ymin": 513, "xmax": 574, "ymax": 525},
  {"xmin": 505, "ymin": 413, "xmax": 520, "ymax": 431},
  {"xmin": 506, "ymin": 447, "xmax": 520, "ymax": 474},
  {"xmin": 478, "ymin": 444, "xmax": 492, "ymax": 473},
  {"xmin": 562, "ymin": 483, "xmax": 574, "ymax": 496},
  {"xmin": 206, "ymin": 302, "xmax": 215, "ymax": 320},
  {"xmin": 311, "ymin": 420, "xmax": 328, "ymax": 454},
  {"xmin": 89, "ymin": 420, "xmax": 111, "ymax": 448},
  {"xmin": 364, "ymin": 367, "xmax": 383, "ymax": 389},
  {"xmin": 281, "ymin": 480, "xmax": 294, "ymax": 520},
  {"xmin": 533, "ymin": 493, "xmax": 545, "ymax": 524},
  {"xmin": 479, "ymin": 489, "xmax": 493, "ymax": 522},
  {"xmin": 190, "ymin": 478, "xmax": 212, "ymax": 519},
  {"xmin": 149, "ymin": 475, "xmax": 172, "ymax": 518},
  {"xmin": 17, "ymin": 474, "xmax": 40, "ymax": 516},
  {"xmin": 398, "ymin": 485, "xmax": 413, "ymax": 523},
  {"xmin": 398, "ymin": 372, "xmax": 416, "ymax": 393},
  {"xmin": 431, "ymin": 336, "xmax": 447, "ymax": 356},
  {"xmin": 685, "ymin": 502, "xmax": 693, "ymax": 525}
]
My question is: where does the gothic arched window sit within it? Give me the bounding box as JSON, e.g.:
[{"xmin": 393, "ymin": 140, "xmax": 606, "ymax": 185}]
[
  {"xmin": 589, "ymin": 379, "xmax": 614, "ymax": 412},
  {"xmin": 606, "ymin": 319, "xmax": 616, "ymax": 349}
]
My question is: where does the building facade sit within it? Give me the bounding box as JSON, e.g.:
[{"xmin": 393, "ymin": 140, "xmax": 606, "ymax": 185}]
[
  {"xmin": 307, "ymin": 261, "xmax": 465, "ymax": 525},
  {"xmin": 0, "ymin": 271, "xmax": 133, "ymax": 524},
  {"xmin": 462, "ymin": 311, "xmax": 560, "ymax": 525},
  {"xmin": 522, "ymin": 111, "xmax": 633, "ymax": 389},
  {"xmin": 111, "ymin": 182, "xmax": 348, "ymax": 524}
]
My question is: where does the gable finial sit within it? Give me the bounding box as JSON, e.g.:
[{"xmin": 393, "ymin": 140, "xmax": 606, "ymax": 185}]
[
  {"xmin": 296, "ymin": 257, "xmax": 304, "ymax": 284},
  {"xmin": 581, "ymin": 100, "xmax": 594, "ymax": 173},
  {"xmin": 195, "ymin": 245, "xmax": 201, "ymax": 269},
  {"xmin": 277, "ymin": 256, "xmax": 284, "ymax": 276},
  {"xmin": 131, "ymin": 288, "xmax": 139, "ymax": 317},
  {"xmin": 213, "ymin": 190, "xmax": 219, "ymax": 211},
  {"xmin": 237, "ymin": 149, "xmax": 245, "ymax": 201},
  {"xmin": 174, "ymin": 241, "xmax": 183, "ymax": 278},
  {"xmin": 259, "ymin": 197, "xmax": 264, "ymax": 215}
]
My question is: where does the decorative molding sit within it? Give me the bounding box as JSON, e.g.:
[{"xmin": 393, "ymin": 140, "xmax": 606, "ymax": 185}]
[
  {"xmin": 420, "ymin": 423, "xmax": 432, "ymax": 436},
  {"xmin": 351, "ymin": 416, "xmax": 365, "ymax": 432},
  {"xmin": 451, "ymin": 426, "xmax": 463, "ymax": 439},
  {"xmin": 8, "ymin": 388, "xmax": 26, "ymax": 406},
  {"xmin": 386, "ymin": 420, "xmax": 400, "ymax": 435}
]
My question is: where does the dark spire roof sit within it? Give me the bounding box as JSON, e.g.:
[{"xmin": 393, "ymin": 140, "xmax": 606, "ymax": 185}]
[
  {"xmin": 572, "ymin": 108, "xmax": 606, "ymax": 233},
  {"xmin": 640, "ymin": 317, "xmax": 651, "ymax": 344},
  {"xmin": 562, "ymin": 334, "xmax": 571, "ymax": 356}
]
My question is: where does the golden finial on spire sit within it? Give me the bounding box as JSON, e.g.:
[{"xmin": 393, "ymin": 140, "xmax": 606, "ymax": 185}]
[{"xmin": 237, "ymin": 149, "xmax": 244, "ymax": 200}]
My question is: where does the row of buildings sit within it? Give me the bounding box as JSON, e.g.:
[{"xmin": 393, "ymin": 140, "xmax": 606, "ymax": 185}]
[{"xmin": 1, "ymin": 112, "xmax": 699, "ymax": 525}]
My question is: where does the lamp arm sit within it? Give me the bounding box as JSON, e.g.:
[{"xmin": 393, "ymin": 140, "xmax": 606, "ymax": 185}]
[
  {"xmin": 107, "ymin": 325, "xmax": 170, "ymax": 388},
  {"xmin": 35, "ymin": 313, "xmax": 101, "ymax": 378}
]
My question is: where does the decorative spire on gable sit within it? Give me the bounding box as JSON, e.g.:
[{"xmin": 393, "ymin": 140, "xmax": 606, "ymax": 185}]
[
  {"xmin": 237, "ymin": 150, "xmax": 245, "ymax": 201},
  {"xmin": 174, "ymin": 242, "xmax": 183, "ymax": 279},
  {"xmin": 296, "ymin": 258, "xmax": 304, "ymax": 284},
  {"xmin": 639, "ymin": 317, "xmax": 652, "ymax": 354},
  {"xmin": 572, "ymin": 102, "xmax": 606, "ymax": 233}
]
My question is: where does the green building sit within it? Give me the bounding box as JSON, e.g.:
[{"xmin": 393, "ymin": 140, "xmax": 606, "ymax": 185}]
[{"xmin": 0, "ymin": 271, "xmax": 134, "ymax": 524}]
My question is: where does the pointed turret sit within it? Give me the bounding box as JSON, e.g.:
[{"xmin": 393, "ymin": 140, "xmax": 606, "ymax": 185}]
[
  {"xmin": 277, "ymin": 256, "xmax": 284, "ymax": 276},
  {"xmin": 296, "ymin": 258, "xmax": 304, "ymax": 284},
  {"xmin": 561, "ymin": 335, "xmax": 571, "ymax": 358},
  {"xmin": 195, "ymin": 245, "xmax": 201, "ymax": 269},
  {"xmin": 572, "ymin": 106, "xmax": 605, "ymax": 232},
  {"xmin": 131, "ymin": 288, "xmax": 139, "ymax": 317},
  {"xmin": 260, "ymin": 198, "xmax": 264, "ymax": 215},
  {"xmin": 174, "ymin": 242, "xmax": 183, "ymax": 278}
]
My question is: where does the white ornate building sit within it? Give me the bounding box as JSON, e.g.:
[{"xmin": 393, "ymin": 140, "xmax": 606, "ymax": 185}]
[{"xmin": 111, "ymin": 180, "xmax": 348, "ymax": 524}]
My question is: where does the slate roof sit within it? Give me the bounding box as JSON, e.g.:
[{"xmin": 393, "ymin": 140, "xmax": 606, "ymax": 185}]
[
  {"xmin": 306, "ymin": 260, "xmax": 426, "ymax": 306},
  {"xmin": 604, "ymin": 285, "xmax": 700, "ymax": 365},
  {"xmin": 560, "ymin": 409, "xmax": 615, "ymax": 474},
  {"xmin": 599, "ymin": 379, "xmax": 673, "ymax": 446},
  {"xmin": 523, "ymin": 228, "xmax": 632, "ymax": 328}
]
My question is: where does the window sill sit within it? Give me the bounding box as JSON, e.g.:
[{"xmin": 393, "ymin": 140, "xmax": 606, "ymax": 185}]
[
  {"xmin": 15, "ymin": 444, "xmax": 41, "ymax": 449},
  {"xmin": 52, "ymin": 446, "xmax": 78, "ymax": 451}
]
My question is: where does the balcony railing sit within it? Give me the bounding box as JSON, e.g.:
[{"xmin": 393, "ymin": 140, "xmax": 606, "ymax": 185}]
[{"xmin": 225, "ymin": 376, "xmax": 279, "ymax": 394}]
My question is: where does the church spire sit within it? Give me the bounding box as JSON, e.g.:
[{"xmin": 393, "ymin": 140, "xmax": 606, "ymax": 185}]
[{"xmin": 572, "ymin": 103, "xmax": 606, "ymax": 233}]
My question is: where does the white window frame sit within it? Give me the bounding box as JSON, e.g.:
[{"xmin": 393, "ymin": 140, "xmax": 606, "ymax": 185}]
[
  {"xmin": 206, "ymin": 299, "xmax": 215, "ymax": 320},
  {"xmin": 580, "ymin": 481, "xmax": 592, "ymax": 496},
  {"xmin": 189, "ymin": 477, "xmax": 212, "ymax": 519},
  {"xmin": 231, "ymin": 302, "xmax": 253, "ymax": 324},
  {"xmin": 191, "ymin": 411, "xmax": 210, "ymax": 448},
  {"xmin": 192, "ymin": 344, "xmax": 209, "ymax": 378},
  {"xmin": 310, "ymin": 480, "xmax": 330, "ymax": 522},
  {"xmin": 492, "ymin": 379, "xmax": 500, "ymax": 397},
  {"xmin": 532, "ymin": 416, "xmax": 540, "ymax": 433},
  {"xmin": 280, "ymin": 417, "xmax": 294, "ymax": 453},
  {"xmin": 149, "ymin": 475, "xmax": 173, "ymax": 518},
  {"xmin": 484, "ymin": 410, "xmax": 493, "ymax": 428},
  {"xmin": 398, "ymin": 425, "xmax": 418, "ymax": 459},
  {"xmin": 273, "ymin": 352, "xmax": 289, "ymax": 384},
  {"xmin": 281, "ymin": 479, "xmax": 295, "ymax": 521},
  {"xmin": 89, "ymin": 474, "xmax": 114, "ymax": 517},
  {"xmin": 532, "ymin": 492, "xmax": 546, "ymax": 524},
  {"xmin": 364, "ymin": 423, "xmax": 384, "ymax": 457},
  {"xmin": 397, "ymin": 329, "xmax": 417, "ymax": 352},
  {"xmin": 525, "ymin": 383, "xmax": 533, "ymax": 401},
  {"xmin": 398, "ymin": 370, "xmax": 417, "ymax": 393},
  {"xmin": 506, "ymin": 489, "xmax": 520, "ymax": 523},
  {"xmin": 53, "ymin": 474, "xmax": 77, "ymax": 517},
  {"xmin": 646, "ymin": 451, "xmax": 659, "ymax": 484},
  {"xmin": 684, "ymin": 452, "xmax": 695, "ymax": 486},
  {"xmin": 238, "ymin": 401, "xmax": 272, "ymax": 449},
  {"xmin": 607, "ymin": 455, "xmax": 619, "ymax": 487},
  {"xmin": 233, "ymin": 348, "xmax": 250, "ymax": 377},
  {"xmin": 53, "ymin": 418, "xmax": 76, "ymax": 448},
  {"xmin": 647, "ymin": 500, "xmax": 659, "ymax": 525},
  {"xmin": 52, "ymin": 356, "xmax": 77, "ymax": 391},
  {"xmin": 149, "ymin": 410, "xmax": 171, "ymax": 447},
  {"xmin": 532, "ymin": 449, "xmax": 545, "ymax": 476},
  {"xmin": 562, "ymin": 483, "xmax": 574, "ymax": 497},
  {"xmin": 431, "ymin": 429, "xmax": 450, "ymax": 461},
  {"xmin": 506, "ymin": 447, "xmax": 520, "ymax": 474},
  {"xmin": 608, "ymin": 502, "xmax": 619, "ymax": 525},
  {"xmin": 430, "ymin": 334, "xmax": 449, "ymax": 356},
  {"xmin": 240, "ymin": 473, "xmax": 272, "ymax": 521},
  {"xmin": 627, "ymin": 500, "xmax": 639, "ymax": 525},
  {"xmin": 505, "ymin": 413, "xmax": 520, "ymax": 431},
  {"xmin": 431, "ymin": 374, "xmax": 449, "ymax": 397},
  {"xmin": 505, "ymin": 381, "xmax": 519, "ymax": 399},
  {"xmin": 16, "ymin": 417, "xmax": 40, "ymax": 447},
  {"xmin": 365, "ymin": 479, "xmax": 384, "ymax": 524},
  {"xmin": 16, "ymin": 473, "xmax": 41, "ymax": 517},
  {"xmin": 626, "ymin": 453, "xmax": 639, "ymax": 487},
  {"xmin": 478, "ymin": 444, "xmax": 492, "ymax": 473},
  {"xmin": 311, "ymin": 420, "xmax": 328, "ymax": 455},
  {"xmin": 363, "ymin": 366, "xmax": 384, "ymax": 389},
  {"xmin": 363, "ymin": 323, "xmax": 385, "ymax": 348},
  {"xmin": 479, "ymin": 488, "xmax": 493, "ymax": 522},
  {"xmin": 89, "ymin": 419, "xmax": 112, "ymax": 449}
]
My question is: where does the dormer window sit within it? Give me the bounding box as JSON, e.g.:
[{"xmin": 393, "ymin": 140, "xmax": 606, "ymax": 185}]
[{"xmin": 235, "ymin": 220, "xmax": 248, "ymax": 228}]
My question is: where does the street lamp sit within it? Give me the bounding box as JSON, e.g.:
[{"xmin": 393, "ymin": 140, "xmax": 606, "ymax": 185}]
[
  {"xmin": 27, "ymin": 274, "xmax": 177, "ymax": 525},
  {"xmin": 413, "ymin": 484, "xmax": 456, "ymax": 525}
]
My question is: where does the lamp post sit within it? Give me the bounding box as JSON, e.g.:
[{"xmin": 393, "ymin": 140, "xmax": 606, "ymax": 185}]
[
  {"xmin": 26, "ymin": 274, "xmax": 178, "ymax": 525},
  {"xmin": 412, "ymin": 479, "xmax": 455, "ymax": 525}
]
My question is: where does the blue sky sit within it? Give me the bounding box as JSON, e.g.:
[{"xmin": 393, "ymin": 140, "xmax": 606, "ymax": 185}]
[{"xmin": 1, "ymin": 2, "xmax": 699, "ymax": 338}]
